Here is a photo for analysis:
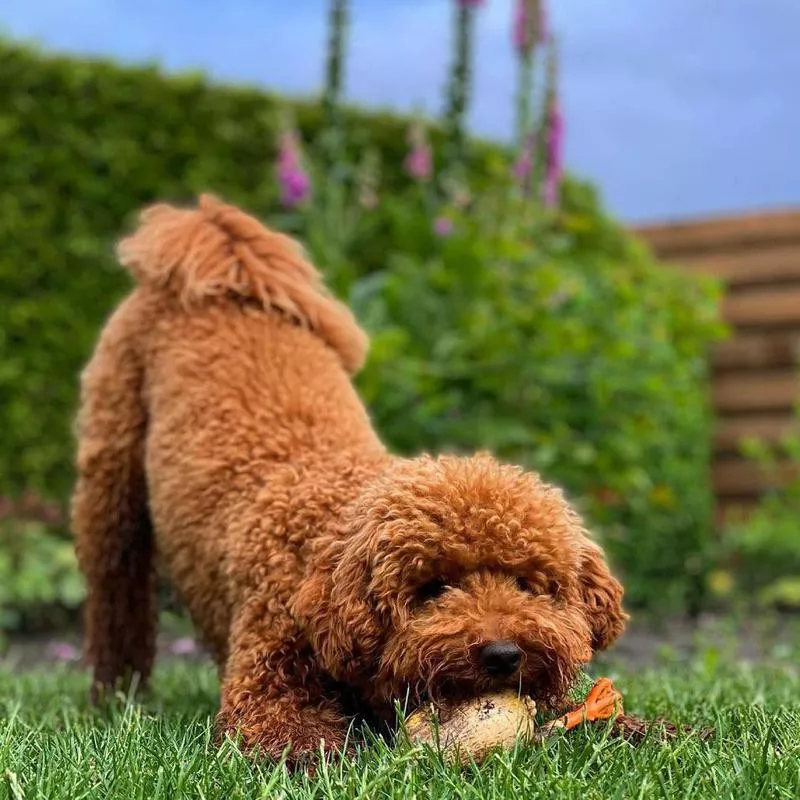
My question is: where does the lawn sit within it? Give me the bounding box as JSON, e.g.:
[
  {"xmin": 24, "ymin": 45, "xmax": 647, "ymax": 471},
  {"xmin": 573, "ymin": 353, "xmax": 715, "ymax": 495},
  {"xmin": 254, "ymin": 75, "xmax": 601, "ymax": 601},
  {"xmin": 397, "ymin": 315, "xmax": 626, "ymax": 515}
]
[{"xmin": 1, "ymin": 657, "xmax": 798, "ymax": 800}]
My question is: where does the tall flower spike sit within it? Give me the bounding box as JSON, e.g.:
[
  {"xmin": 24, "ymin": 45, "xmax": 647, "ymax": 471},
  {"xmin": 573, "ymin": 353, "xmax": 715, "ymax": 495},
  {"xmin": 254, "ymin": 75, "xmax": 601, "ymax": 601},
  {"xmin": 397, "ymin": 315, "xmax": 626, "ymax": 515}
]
[
  {"xmin": 356, "ymin": 149, "xmax": 381, "ymax": 210},
  {"xmin": 512, "ymin": 131, "xmax": 535, "ymax": 194},
  {"xmin": 542, "ymin": 40, "xmax": 564, "ymax": 208},
  {"xmin": 443, "ymin": 0, "xmax": 481, "ymax": 177},
  {"xmin": 513, "ymin": 0, "xmax": 545, "ymax": 57},
  {"xmin": 513, "ymin": 1, "xmax": 549, "ymax": 150},
  {"xmin": 404, "ymin": 121, "xmax": 433, "ymax": 182},
  {"xmin": 542, "ymin": 99, "xmax": 564, "ymax": 207},
  {"xmin": 320, "ymin": 0, "xmax": 349, "ymax": 173},
  {"xmin": 276, "ymin": 127, "xmax": 312, "ymax": 208}
]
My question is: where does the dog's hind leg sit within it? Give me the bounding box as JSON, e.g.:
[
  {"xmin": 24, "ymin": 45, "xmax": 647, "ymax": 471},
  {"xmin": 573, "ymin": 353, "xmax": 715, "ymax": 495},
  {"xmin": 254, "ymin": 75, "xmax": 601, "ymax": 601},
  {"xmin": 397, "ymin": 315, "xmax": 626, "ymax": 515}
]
[{"xmin": 71, "ymin": 299, "xmax": 156, "ymax": 701}]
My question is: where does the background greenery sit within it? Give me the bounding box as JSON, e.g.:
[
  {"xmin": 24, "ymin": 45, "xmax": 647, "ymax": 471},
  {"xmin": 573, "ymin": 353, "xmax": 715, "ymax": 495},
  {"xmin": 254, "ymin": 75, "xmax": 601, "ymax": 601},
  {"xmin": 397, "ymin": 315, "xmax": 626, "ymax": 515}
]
[
  {"xmin": 719, "ymin": 417, "xmax": 800, "ymax": 611},
  {"xmin": 0, "ymin": 38, "xmax": 723, "ymax": 635}
]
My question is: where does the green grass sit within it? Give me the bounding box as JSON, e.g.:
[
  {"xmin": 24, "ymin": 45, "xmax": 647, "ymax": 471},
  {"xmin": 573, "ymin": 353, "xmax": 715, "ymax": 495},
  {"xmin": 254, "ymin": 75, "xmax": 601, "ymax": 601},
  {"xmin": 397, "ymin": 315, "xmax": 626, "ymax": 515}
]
[{"xmin": 1, "ymin": 659, "xmax": 798, "ymax": 800}]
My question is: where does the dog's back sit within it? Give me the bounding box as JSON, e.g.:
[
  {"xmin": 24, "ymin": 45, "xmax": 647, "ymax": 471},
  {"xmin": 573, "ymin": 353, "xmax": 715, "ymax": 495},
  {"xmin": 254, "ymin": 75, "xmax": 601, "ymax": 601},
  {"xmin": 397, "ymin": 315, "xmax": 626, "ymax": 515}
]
[{"xmin": 71, "ymin": 195, "xmax": 383, "ymax": 694}]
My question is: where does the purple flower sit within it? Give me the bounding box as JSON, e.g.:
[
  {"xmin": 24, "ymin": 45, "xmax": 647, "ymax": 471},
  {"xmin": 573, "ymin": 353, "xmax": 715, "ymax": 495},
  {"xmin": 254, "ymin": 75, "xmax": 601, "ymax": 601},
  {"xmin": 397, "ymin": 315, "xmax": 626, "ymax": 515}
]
[
  {"xmin": 404, "ymin": 122, "xmax": 433, "ymax": 182},
  {"xmin": 276, "ymin": 130, "xmax": 311, "ymax": 208},
  {"xmin": 457, "ymin": 0, "xmax": 486, "ymax": 7},
  {"xmin": 434, "ymin": 217, "xmax": 454, "ymax": 237},
  {"xmin": 404, "ymin": 146, "xmax": 432, "ymax": 182},
  {"xmin": 541, "ymin": 2, "xmax": 549, "ymax": 43},
  {"xmin": 543, "ymin": 98, "xmax": 564, "ymax": 207},
  {"xmin": 281, "ymin": 169, "xmax": 311, "ymax": 208},
  {"xmin": 513, "ymin": 0, "xmax": 547, "ymax": 56},
  {"xmin": 46, "ymin": 641, "xmax": 81, "ymax": 662},
  {"xmin": 169, "ymin": 636, "xmax": 198, "ymax": 656}
]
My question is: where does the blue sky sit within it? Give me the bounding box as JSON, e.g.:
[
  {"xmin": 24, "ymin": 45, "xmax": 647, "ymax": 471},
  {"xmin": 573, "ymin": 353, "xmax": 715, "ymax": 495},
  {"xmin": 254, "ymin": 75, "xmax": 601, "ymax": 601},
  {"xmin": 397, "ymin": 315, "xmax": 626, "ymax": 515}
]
[{"xmin": 2, "ymin": 0, "xmax": 798, "ymax": 222}]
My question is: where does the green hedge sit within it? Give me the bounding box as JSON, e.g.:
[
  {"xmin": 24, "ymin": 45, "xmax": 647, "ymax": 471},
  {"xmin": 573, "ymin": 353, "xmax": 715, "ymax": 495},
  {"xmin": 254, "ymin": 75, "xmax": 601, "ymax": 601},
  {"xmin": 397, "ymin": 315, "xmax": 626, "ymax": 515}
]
[{"xmin": 0, "ymin": 39, "xmax": 501, "ymax": 501}]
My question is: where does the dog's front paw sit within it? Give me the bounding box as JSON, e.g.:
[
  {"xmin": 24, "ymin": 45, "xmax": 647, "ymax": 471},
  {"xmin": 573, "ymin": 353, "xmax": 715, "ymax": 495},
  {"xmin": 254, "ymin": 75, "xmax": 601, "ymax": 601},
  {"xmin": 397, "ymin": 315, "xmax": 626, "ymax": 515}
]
[{"xmin": 216, "ymin": 705, "xmax": 352, "ymax": 769}]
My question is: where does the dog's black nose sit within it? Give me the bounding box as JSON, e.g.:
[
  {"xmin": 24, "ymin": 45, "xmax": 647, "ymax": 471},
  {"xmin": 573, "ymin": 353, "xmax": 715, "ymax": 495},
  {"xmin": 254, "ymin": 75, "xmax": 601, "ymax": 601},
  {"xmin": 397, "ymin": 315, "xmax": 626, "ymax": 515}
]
[{"xmin": 479, "ymin": 640, "xmax": 522, "ymax": 677}]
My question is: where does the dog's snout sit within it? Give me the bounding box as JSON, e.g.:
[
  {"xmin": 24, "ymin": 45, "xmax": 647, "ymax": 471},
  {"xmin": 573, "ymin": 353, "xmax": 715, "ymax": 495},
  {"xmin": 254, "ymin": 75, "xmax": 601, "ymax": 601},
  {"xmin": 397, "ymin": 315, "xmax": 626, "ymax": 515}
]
[{"xmin": 479, "ymin": 640, "xmax": 522, "ymax": 677}]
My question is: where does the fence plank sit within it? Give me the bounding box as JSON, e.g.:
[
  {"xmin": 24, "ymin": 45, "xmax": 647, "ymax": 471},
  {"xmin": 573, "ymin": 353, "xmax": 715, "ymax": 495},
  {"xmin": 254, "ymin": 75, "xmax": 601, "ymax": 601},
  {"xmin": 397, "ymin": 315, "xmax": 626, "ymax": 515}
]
[
  {"xmin": 669, "ymin": 243, "xmax": 800, "ymax": 285},
  {"xmin": 713, "ymin": 458, "xmax": 799, "ymax": 497},
  {"xmin": 713, "ymin": 371, "xmax": 799, "ymax": 412},
  {"xmin": 722, "ymin": 287, "xmax": 800, "ymax": 327},
  {"xmin": 716, "ymin": 499, "xmax": 759, "ymax": 527},
  {"xmin": 637, "ymin": 210, "xmax": 800, "ymax": 255},
  {"xmin": 714, "ymin": 414, "xmax": 799, "ymax": 453},
  {"xmin": 713, "ymin": 333, "xmax": 800, "ymax": 370}
]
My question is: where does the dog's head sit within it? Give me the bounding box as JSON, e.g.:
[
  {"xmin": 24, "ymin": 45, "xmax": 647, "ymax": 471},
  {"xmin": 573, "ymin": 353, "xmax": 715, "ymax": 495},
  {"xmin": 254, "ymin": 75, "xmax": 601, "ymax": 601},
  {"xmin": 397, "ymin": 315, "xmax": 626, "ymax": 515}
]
[{"xmin": 292, "ymin": 454, "xmax": 627, "ymax": 713}]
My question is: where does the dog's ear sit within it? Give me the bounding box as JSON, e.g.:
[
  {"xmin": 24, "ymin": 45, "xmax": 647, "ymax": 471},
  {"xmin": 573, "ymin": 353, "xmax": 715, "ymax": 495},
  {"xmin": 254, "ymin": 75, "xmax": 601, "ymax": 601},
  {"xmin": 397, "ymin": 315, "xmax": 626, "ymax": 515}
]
[
  {"xmin": 291, "ymin": 531, "xmax": 385, "ymax": 685},
  {"xmin": 578, "ymin": 539, "xmax": 628, "ymax": 651}
]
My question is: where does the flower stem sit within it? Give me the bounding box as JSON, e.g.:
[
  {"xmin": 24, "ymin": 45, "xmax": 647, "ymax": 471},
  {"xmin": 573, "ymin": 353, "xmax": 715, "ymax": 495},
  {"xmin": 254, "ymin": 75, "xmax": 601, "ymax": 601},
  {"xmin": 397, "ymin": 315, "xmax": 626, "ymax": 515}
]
[
  {"xmin": 443, "ymin": 3, "xmax": 475, "ymax": 181},
  {"xmin": 515, "ymin": 48, "xmax": 536, "ymax": 152},
  {"xmin": 321, "ymin": 0, "xmax": 349, "ymax": 174}
]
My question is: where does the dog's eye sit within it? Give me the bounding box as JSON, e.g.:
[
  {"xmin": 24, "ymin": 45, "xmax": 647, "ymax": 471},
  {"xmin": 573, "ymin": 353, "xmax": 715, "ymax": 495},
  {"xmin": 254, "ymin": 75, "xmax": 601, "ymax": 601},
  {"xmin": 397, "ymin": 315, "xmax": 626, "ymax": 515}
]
[
  {"xmin": 417, "ymin": 580, "xmax": 448, "ymax": 604},
  {"xmin": 516, "ymin": 576, "xmax": 560, "ymax": 597},
  {"xmin": 515, "ymin": 577, "xmax": 536, "ymax": 594}
]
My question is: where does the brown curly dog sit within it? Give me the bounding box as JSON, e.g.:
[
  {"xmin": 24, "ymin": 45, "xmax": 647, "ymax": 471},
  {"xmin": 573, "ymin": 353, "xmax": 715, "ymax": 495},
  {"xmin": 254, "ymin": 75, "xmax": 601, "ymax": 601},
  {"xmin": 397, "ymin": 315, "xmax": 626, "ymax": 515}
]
[{"xmin": 72, "ymin": 194, "xmax": 627, "ymax": 766}]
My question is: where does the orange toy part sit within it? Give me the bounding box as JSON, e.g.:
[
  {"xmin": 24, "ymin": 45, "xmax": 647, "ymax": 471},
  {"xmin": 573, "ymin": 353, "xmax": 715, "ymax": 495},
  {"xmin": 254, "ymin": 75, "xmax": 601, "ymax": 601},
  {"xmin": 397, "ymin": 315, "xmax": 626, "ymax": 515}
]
[{"xmin": 538, "ymin": 677, "xmax": 624, "ymax": 739}]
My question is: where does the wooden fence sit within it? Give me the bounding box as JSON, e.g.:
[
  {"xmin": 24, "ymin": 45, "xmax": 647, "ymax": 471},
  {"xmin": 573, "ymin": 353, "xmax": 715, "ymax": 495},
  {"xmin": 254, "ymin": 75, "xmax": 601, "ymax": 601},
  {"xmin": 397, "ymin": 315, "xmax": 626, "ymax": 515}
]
[{"xmin": 633, "ymin": 210, "xmax": 800, "ymax": 524}]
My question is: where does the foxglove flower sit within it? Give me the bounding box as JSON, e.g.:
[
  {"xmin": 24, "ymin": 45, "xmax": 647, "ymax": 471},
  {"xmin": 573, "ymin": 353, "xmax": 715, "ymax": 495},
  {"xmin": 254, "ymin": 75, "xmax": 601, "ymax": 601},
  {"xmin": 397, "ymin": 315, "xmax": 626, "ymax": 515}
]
[
  {"xmin": 276, "ymin": 129, "xmax": 311, "ymax": 208},
  {"xmin": 404, "ymin": 122, "xmax": 433, "ymax": 182},
  {"xmin": 513, "ymin": 0, "xmax": 547, "ymax": 56},
  {"xmin": 512, "ymin": 132, "xmax": 535, "ymax": 192},
  {"xmin": 543, "ymin": 98, "xmax": 564, "ymax": 207}
]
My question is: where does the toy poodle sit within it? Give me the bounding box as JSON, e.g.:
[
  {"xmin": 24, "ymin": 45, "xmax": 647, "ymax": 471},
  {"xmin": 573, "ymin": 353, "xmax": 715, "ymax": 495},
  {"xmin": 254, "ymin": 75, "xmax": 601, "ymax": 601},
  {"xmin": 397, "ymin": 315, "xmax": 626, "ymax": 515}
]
[{"xmin": 72, "ymin": 194, "xmax": 627, "ymax": 766}]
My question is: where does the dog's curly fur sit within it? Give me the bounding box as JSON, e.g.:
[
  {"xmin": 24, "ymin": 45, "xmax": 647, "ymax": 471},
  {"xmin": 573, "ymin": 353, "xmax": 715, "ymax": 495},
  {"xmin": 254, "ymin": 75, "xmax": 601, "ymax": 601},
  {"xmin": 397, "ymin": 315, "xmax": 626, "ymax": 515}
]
[{"xmin": 72, "ymin": 195, "xmax": 627, "ymax": 766}]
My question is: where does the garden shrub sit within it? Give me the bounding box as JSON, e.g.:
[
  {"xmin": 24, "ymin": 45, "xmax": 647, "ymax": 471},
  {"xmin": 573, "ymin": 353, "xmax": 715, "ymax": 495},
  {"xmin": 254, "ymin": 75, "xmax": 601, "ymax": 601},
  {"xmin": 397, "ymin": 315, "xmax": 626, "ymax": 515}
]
[
  {"xmin": 722, "ymin": 418, "xmax": 800, "ymax": 611},
  {"xmin": 0, "ymin": 520, "xmax": 83, "ymax": 647}
]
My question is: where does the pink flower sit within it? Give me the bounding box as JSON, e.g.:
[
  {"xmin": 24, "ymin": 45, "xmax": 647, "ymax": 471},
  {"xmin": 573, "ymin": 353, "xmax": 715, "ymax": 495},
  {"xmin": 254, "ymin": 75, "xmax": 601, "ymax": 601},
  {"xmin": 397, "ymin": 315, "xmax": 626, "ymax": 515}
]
[
  {"xmin": 404, "ymin": 122, "xmax": 433, "ymax": 182},
  {"xmin": 513, "ymin": 0, "xmax": 547, "ymax": 56},
  {"xmin": 46, "ymin": 641, "xmax": 81, "ymax": 662},
  {"xmin": 434, "ymin": 217, "xmax": 454, "ymax": 237},
  {"xmin": 169, "ymin": 636, "xmax": 198, "ymax": 656},
  {"xmin": 543, "ymin": 98, "xmax": 564, "ymax": 207},
  {"xmin": 276, "ymin": 130, "xmax": 311, "ymax": 208},
  {"xmin": 404, "ymin": 146, "xmax": 432, "ymax": 182}
]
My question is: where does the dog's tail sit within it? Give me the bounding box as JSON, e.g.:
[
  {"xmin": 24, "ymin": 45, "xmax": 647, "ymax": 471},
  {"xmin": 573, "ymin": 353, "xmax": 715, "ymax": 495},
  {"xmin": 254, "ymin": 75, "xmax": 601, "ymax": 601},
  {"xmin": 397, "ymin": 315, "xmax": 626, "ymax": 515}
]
[{"xmin": 116, "ymin": 193, "xmax": 368, "ymax": 374}]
